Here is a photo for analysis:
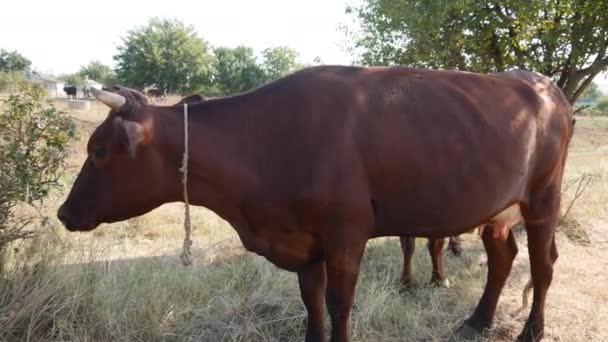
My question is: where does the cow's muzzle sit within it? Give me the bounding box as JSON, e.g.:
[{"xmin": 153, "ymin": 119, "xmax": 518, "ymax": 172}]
[{"xmin": 57, "ymin": 204, "xmax": 96, "ymax": 232}]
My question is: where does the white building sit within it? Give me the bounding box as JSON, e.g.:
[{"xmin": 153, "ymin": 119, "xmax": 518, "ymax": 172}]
[{"xmin": 26, "ymin": 71, "xmax": 64, "ymax": 97}]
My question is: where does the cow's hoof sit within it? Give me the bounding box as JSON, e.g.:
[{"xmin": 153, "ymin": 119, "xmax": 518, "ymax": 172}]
[
  {"xmin": 430, "ymin": 277, "xmax": 450, "ymax": 288},
  {"xmin": 454, "ymin": 323, "xmax": 479, "ymax": 340},
  {"xmin": 398, "ymin": 280, "xmax": 415, "ymax": 294},
  {"xmin": 516, "ymin": 326, "xmax": 544, "ymax": 342}
]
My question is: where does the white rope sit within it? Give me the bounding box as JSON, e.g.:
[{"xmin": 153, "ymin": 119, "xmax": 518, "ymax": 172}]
[{"xmin": 179, "ymin": 103, "xmax": 193, "ymax": 266}]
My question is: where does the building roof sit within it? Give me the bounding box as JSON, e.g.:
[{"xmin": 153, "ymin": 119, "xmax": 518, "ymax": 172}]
[{"xmin": 26, "ymin": 71, "xmax": 60, "ymax": 83}]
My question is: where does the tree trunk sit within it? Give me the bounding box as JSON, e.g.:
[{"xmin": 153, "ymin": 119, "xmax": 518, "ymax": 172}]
[{"xmin": 561, "ymin": 75, "xmax": 583, "ymax": 105}]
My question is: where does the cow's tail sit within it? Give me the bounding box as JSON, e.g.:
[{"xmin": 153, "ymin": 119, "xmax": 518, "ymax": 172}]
[{"xmin": 513, "ymin": 277, "xmax": 533, "ymax": 316}]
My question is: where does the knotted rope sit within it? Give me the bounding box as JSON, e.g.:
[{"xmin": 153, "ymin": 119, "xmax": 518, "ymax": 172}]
[{"xmin": 179, "ymin": 103, "xmax": 193, "ymax": 266}]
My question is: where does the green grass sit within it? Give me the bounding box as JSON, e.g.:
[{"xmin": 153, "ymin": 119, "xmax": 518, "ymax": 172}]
[{"xmin": 0, "ymin": 237, "xmax": 493, "ymax": 342}]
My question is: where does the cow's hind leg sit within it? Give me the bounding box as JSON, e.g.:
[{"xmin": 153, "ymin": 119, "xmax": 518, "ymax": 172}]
[
  {"xmin": 400, "ymin": 236, "xmax": 415, "ymax": 288},
  {"xmin": 456, "ymin": 224, "xmax": 518, "ymax": 339},
  {"xmin": 428, "ymin": 238, "xmax": 449, "ymax": 287},
  {"xmin": 448, "ymin": 235, "xmax": 463, "ymax": 256},
  {"xmin": 298, "ymin": 261, "xmax": 327, "ymax": 342},
  {"xmin": 518, "ymin": 186, "xmax": 561, "ymax": 342}
]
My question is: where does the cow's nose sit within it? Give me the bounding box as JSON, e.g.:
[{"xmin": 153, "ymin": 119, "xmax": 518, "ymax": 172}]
[{"xmin": 57, "ymin": 205, "xmax": 73, "ymax": 230}]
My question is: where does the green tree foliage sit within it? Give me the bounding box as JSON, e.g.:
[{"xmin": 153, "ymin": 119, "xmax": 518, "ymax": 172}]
[
  {"xmin": 79, "ymin": 61, "xmax": 117, "ymax": 86},
  {"xmin": 0, "ymin": 71, "xmax": 26, "ymax": 93},
  {"xmin": 114, "ymin": 18, "xmax": 214, "ymax": 94},
  {"xmin": 209, "ymin": 46, "xmax": 302, "ymax": 96},
  {"xmin": 0, "ymin": 49, "xmax": 30, "ymax": 93},
  {"xmin": 0, "ymin": 49, "xmax": 31, "ymax": 72},
  {"xmin": 577, "ymin": 82, "xmax": 602, "ymax": 104},
  {"xmin": 596, "ymin": 97, "xmax": 608, "ymax": 113},
  {"xmin": 211, "ymin": 46, "xmax": 266, "ymax": 96},
  {"xmin": 0, "ymin": 82, "xmax": 76, "ymax": 268},
  {"xmin": 59, "ymin": 73, "xmax": 84, "ymax": 87},
  {"xmin": 346, "ymin": 0, "xmax": 608, "ymax": 103},
  {"xmin": 261, "ymin": 46, "xmax": 301, "ymax": 81}
]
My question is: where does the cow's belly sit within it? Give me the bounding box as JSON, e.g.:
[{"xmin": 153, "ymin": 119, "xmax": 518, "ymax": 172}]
[
  {"xmin": 370, "ymin": 163, "xmax": 528, "ymax": 237},
  {"xmin": 237, "ymin": 225, "xmax": 323, "ymax": 272}
]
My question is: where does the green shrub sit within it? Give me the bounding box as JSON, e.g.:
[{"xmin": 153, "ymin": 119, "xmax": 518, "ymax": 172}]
[
  {"xmin": 596, "ymin": 97, "xmax": 608, "ymax": 115},
  {"xmin": 0, "ymin": 82, "xmax": 76, "ymax": 272},
  {"xmin": 0, "ymin": 71, "xmax": 26, "ymax": 93}
]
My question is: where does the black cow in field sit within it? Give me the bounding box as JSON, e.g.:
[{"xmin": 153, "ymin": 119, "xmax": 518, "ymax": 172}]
[
  {"xmin": 146, "ymin": 88, "xmax": 166, "ymax": 102},
  {"xmin": 63, "ymin": 86, "xmax": 77, "ymax": 99},
  {"xmin": 146, "ymin": 88, "xmax": 163, "ymax": 97}
]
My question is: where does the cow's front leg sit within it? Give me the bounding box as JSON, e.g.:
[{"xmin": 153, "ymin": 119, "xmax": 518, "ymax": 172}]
[
  {"xmin": 325, "ymin": 240, "xmax": 366, "ymax": 342},
  {"xmin": 400, "ymin": 236, "xmax": 416, "ymax": 288},
  {"xmin": 298, "ymin": 261, "xmax": 327, "ymax": 342}
]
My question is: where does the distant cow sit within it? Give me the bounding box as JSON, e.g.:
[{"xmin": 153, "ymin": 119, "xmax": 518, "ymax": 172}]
[
  {"xmin": 63, "ymin": 86, "xmax": 77, "ymax": 99},
  {"xmin": 146, "ymin": 88, "xmax": 165, "ymax": 103},
  {"xmin": 401, "ymin": 235, "xmax": 462, "ymax": 287},
  {"xmin": 146, "ymin": 88, "xmax": 163, "ymax": 97}
]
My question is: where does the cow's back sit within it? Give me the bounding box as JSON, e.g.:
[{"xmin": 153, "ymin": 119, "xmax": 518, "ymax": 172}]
[
  {"xmin": 345, "ymin": 67, "xmax": 572, "ymax": 237},
  {"xmin": 212, "ymin": 66, "xmax": 572, "ymax": 237}
]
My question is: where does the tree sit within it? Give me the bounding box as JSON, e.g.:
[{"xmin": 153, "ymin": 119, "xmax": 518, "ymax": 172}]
[
  {"xmin": 577, "ymin": 82, "xmax": 602, "ymax": 104},
  {"xmin": 345, "ymin": 0, "xmax": 608, "ymax": 104},
  {"xmin": 261, "ymin": 46, "xmax": 301, "ymax": 81},
  {"xmin": 114, "ymin": 18, "xmax": 214, "ymax": 94},
  {"xmin": 59, "ymin": 73, "xmax": 84, "ymax": 87},
  {"xmin": 0, "ymin": 71, "xmax": 26, "ymax": 93},
  {"xmin": 211, "ymin": 46, "xmax": 266, "ymax": 96},
  {"xmin": 79, "ymin": 61, "xmax": 116, "ymax": 85},
  {"xmin": 597, "ymin": 96, "xmax": 608, "ymax": 113},
  {"xmin": 0, "ymin": 49, "xmax": 31, "ymax": 72}
]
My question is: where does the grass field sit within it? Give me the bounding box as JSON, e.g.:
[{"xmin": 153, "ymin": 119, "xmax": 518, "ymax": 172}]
[{"xmin": 1, "ymin": 99, "xmax": 607, "ymax": 341}]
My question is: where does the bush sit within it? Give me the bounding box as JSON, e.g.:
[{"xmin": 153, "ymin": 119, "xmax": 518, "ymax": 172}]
[
  {"xmin": 0, "ymin": 82, "xmax": 76, "ymax": 272},
  {"xmin": 596, "ymin": 97, "xmax": 608, "ymax": 114},
  {"xmin": 0, "ymin": 71, "xmax": 26, "ymax": 93}
]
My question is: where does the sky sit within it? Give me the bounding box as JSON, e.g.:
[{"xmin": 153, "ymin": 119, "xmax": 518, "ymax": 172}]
[
  {"xmin": 1, "ymin": 0, "xmax": 607, "ymax": 94},
  {"xmin": 0, "ymin": 0, "xmax": 361, "ymax": 75}
]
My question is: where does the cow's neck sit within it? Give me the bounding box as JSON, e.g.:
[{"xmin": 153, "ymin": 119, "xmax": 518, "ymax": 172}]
[{"xmin": 152, "ymin": 102, "xmax": 257, "ymax": 223}]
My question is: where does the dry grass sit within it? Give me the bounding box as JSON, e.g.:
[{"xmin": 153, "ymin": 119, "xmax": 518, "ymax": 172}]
[{"xmin": 0, "ymin": 102, "xmax": 607, "ymax": 341}]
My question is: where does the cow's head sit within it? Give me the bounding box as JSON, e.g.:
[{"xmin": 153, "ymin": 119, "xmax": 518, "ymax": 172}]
[{"xmin": 57, "ymin": 86, "xmax": 183, "ymax": 231}]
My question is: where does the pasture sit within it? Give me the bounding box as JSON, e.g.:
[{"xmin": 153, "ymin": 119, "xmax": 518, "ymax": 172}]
[{"xmin": 1, "ymin": 99, "xmax": 607, "ymax": 341}]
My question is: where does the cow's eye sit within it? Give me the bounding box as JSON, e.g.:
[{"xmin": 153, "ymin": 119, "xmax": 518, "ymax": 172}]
[{"xmin": 93, "ymin": 146, "xmax": 107, "ymax": 160}]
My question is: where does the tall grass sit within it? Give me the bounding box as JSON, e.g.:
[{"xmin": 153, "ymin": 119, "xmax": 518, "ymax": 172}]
[{"xmin": 0, "ymin": 234, "xmax": 496, "ymax": 342}]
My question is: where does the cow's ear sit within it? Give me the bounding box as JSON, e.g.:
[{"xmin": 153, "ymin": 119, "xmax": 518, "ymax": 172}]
[{"xmin": 113, "ymin": 117, "xmax": 146, "ymax": 158}]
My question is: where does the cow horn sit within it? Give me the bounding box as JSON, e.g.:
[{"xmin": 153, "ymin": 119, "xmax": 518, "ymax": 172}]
[{"xmin": 90, "ymin": 87, "xmax": 126, "ymax": 111}]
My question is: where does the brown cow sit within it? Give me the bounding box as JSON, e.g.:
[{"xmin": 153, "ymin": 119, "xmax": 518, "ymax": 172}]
[
  {"xmin": 174, "ymin": 93, "xmax": 463, "ymax": 289},
  {"xmin": 401, "ymin": 235, "xmax": 462, "ymax": 288},
  {"xmin": 176, "ymin": 93, "xmax": 468, "ymax": 286},
  {"xmin": 57, "ymin": 66, "xmax": 574, "ymax": 342}
]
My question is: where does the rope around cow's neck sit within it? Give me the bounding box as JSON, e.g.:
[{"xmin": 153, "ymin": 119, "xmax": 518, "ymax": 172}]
[{"xmin": 179, "ymin": 103, "xmax": 193, "ymax": 266}]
